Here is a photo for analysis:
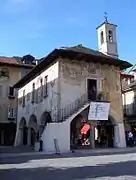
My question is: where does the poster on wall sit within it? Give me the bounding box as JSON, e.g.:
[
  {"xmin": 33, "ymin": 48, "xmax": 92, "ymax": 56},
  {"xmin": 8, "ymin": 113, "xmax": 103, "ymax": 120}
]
[{"xmin": 88, "ymin": 101, "xmax": 110, "ymax": 120}]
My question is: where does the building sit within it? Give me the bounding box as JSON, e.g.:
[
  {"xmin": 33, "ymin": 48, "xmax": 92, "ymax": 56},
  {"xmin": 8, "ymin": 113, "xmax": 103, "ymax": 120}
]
[
  {"xmin": 0, "ymin": 56, "xmax": 35, "ymax": 146},
  {"xmin": 122, "ymin": 66, "xmax": 136, "ymax": 133},
  {"xmin": 14, "ymin": 19, "xmax": 132, "ymax": 153}
]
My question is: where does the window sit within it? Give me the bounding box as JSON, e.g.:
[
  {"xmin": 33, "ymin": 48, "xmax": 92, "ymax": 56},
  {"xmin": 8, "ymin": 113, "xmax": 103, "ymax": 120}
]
[
  {"xmin": 0, "ymin": 85, "xmax": 2, "ymax": 97},
  {"xmin": 32, "ymin": 83, "xmax": 35, "ymax": 103},
  {"xmin": 0, "ymin": 68, "xmax": 9, "ymax": 78},
  {"xmin": 6, "ymin": 86, "xmax": 15, "ymax": 97},
  {"xmin": 22, "ymin": 90, "xmax": 25, "ymax": 107},
  {"xmin": 40, "ymin": 78, "xmax": 43, "ymax": 101},
  {"xmin": 100, "ymin": 31, "xmax": 104, "ymax": 44},
  {"xmin": 8, "ymin": 108, "xmax": 16, "ymax": 119},
  {"xmin": 109, "ymin": 30, "xmax": 113, "ymax": 42},
  {"xmin": 44, "ymin": 76, "xmax": 48, "ymax": 97}
]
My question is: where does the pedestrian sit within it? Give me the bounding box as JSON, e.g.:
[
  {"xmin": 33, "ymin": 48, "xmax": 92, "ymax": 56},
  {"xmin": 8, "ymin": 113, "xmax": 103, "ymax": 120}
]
[{"xmin": 128, "ymin": 131, "xmax": 134, "ymax": 147}]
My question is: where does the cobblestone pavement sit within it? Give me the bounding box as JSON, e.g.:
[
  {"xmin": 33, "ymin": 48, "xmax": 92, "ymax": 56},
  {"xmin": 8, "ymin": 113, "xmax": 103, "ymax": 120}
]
[{"xmin": 1, "ymin": 152, "xmax": 136, "ymax": 180}]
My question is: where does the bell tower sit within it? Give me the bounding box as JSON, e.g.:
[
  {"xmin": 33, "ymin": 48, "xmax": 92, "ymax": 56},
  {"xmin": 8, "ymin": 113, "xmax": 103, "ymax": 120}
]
[{"xmin": 96, "ymin": 13, "xmax": 118, "ymax": 58}]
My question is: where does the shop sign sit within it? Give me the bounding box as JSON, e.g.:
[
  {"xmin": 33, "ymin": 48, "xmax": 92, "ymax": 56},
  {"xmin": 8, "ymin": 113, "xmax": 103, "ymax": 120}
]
[{"xmin": 88, "ymin": 101, "xmax": 110, "ymax": 120}]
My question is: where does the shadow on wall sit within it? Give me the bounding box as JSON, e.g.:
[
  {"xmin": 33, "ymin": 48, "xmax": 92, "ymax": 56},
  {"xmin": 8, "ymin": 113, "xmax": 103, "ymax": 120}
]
[{"xmin": 1, "ymin": 160, "xmax": 136, "ymax": 179}]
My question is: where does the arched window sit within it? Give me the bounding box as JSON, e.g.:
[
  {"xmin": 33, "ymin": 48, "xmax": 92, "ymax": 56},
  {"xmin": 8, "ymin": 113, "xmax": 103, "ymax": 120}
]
[
  {"xmin": 100, "ymin": 31, "xmax": 104, "ymax": 44},
  {"xmin": 109, "ymin": 30, "xmax": 113, "ymax": 42},
  {"xmin": 32, "ymin": 83, "xmax": 35, "ymax": 103}
]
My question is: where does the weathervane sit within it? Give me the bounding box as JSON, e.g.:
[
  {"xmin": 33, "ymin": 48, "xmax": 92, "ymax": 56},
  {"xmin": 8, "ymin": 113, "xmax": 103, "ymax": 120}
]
[{"xmin": 104, "ymin": 12, "xmax": 108, "ymax": 22}]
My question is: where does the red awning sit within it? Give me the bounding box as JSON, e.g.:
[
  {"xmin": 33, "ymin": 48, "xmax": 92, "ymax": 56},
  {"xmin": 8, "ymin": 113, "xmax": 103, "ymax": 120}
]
[{"xmin": 80, "ymin": 124, "xmax": 90, "ymax": 134}]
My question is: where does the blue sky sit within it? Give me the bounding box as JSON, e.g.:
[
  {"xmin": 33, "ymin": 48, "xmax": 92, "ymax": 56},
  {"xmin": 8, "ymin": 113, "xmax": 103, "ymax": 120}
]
[{"xmin": 0, "ymin": 0, "xmax": 135, "ymax": 64}]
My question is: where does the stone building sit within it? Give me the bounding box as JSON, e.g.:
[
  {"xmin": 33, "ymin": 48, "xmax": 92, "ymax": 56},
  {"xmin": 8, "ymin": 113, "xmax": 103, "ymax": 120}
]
[
  {"xmin": 14, "ymin": 19, "xmax": 132, "ymax": 153},
  {"xmin": 0, "ymin": 56, "xmax": 35, "ymax": 146}
]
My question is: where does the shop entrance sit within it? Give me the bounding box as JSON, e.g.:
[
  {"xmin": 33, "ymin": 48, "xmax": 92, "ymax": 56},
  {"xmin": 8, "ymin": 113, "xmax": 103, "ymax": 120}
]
[
  {"xmin": 70, "ymin": 113, "xmax": 91, "ymax": 149},
  {"xmin": 95, "ymin": 119, "xmax": 114, "ymax": 148}
]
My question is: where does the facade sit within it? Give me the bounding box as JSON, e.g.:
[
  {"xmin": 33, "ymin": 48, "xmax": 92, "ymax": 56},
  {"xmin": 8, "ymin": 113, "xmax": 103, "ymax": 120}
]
[
  {"xmin": 0, "ymin": 56, "xmax": 35, "ymax": 146},
  {"xmin": 14, "ymin": 20, "xmax": 132, "ymax": 153},
  {"xmin": 122, "ymin": 67, "xmax": 136, "ymax": 132}
]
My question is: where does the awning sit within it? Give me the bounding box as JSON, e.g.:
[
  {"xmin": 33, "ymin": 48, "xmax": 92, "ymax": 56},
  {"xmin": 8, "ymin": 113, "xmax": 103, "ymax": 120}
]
[{"xmin": 80, "ymin": 124, "xmax": 90, "ymax": 134}]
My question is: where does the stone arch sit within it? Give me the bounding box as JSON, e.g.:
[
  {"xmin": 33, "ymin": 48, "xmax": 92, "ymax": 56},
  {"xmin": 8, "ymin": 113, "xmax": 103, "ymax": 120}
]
[
  {"xmin": 39, "ymin": 111, "xmax": 52, "ymax": 136},
  {"xmin": 28, "ymin": 114, "xmax": 38, "ymax": 146},
  {"xmin": 19, "ymin": 117, "xmax": 27, "ymax": 145}
]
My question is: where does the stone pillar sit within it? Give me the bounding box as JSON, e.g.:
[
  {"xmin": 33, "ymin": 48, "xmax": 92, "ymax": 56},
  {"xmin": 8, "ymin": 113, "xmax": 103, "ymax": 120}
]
[
  {"xmin": 114, "ymin": 123, "xmax": 126, "ymax": 148},
  {"xmin": 14, "ymin": 127, "xmax": 22, "ymax": 146},
  {"xmin": 27, "ymin": 128, "xmax": 31, "ymax": 146},
  {"xmin": 90, "ymin": 121, "xmax": 95, "ymax": 149}
]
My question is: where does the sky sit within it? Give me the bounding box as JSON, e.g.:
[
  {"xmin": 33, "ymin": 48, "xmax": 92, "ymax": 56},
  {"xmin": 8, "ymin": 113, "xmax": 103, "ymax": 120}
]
[{"xmin": 0, "ymin": 0, "xmax": 136, "ymax": 64}]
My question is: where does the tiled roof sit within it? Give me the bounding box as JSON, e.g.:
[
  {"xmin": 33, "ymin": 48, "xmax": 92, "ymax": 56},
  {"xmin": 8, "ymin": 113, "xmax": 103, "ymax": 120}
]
[
  {"xmin": 121, "ymin": 71, "xmax": 134, "ymax": 78},
  {"xmin": 63, "ymin": 45, "xmax": 118, "ymax": 59},
  {"xmin": 0, "ymin": 56, "xmax": 19, "ymax": 65},
  {"xmin": 0, "ymin": 56, "xmax": 35, "ymax": 68},
  {"xmin": 14, "ymin": 45, "xmax": 133, "ymax": 89}
]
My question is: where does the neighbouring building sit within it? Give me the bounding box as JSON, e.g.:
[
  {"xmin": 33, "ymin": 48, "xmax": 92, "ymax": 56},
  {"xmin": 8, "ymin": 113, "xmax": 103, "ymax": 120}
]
[
  {"xmin": 122, "ymin": 66, "xmax": 136, "ymax": 133},
  {"xmin": 0, "ymin": 56, "xmax": 36, "ymax": 146},
  {"xmin": 14, "ymin": 18, "xmax": 132, "ymax": 153}
]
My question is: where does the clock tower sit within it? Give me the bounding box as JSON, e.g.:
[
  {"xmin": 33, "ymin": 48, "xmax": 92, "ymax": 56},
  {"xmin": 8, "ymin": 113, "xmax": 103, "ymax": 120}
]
[{"xmin": 96, "ymin": 13, "xmax": 118, "ymax": 58}]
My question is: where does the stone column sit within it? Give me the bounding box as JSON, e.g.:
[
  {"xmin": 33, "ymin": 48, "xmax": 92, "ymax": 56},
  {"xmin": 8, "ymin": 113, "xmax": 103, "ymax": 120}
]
[
  {"xmin": 114, "ymin": 123, "xmax": 126, "ymax": 148},
  {"xmin": 27, "ymin": 128, "xmax": 31, "ymax": 146},
  {"xmin": 90, "ymin": 121, "xmax": 95, "ymax": 149}
]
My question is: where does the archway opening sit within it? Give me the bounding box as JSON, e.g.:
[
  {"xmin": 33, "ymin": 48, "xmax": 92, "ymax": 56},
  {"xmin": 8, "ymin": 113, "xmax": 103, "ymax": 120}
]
[
  {"xmin": 19, "ymin": 118, "xmax": 27, "ymax": 145},
  {"xmin": 95, "ymin": 117, "xmax": 114, "ymax": 148},
  {"xmin": 28, "ymin": 115, "xmax": 38, "ymax": 146},
  {"xmin": 40, "ymin": 111, "xmax": 52, "ymax": 137},
  {"xmin": 70, "ymin": 107, "xmax": 91, "ymax": 149}
]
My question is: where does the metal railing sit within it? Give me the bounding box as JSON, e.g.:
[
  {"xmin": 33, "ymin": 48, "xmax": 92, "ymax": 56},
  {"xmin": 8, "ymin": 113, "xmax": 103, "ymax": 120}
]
[{"xmin": 53, "ymin": 91, "xmax": 110, "ymax": 122}]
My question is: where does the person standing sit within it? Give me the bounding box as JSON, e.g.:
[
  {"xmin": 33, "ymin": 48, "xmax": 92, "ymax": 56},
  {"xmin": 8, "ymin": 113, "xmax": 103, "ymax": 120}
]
[{"xmin": 128, "ymin": 131, "xmax": 134, "ymax": 147}]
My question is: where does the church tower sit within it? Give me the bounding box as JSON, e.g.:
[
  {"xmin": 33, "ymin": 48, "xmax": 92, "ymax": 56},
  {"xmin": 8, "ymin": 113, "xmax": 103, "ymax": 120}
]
[{"xmin": 96, "ymin": 13, "xmax": 118, "ymax": 58}]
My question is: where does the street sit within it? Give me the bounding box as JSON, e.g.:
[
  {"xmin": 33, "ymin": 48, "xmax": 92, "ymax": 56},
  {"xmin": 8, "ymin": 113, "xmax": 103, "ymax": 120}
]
[{"xmin": 1, "ymin": 151, "xmax": 136, "ymax": 180}]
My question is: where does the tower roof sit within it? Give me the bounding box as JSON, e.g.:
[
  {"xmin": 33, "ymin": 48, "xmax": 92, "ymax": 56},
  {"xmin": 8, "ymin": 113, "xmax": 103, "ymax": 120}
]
[{"xmin": 96, "ymin": 21, "xmax": 117, "ymax": 30}]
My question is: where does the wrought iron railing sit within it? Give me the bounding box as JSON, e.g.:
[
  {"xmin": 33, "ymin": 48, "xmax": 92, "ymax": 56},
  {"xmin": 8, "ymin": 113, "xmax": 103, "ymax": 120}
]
[{"xmin": 53, "ymin": 91, "xmax": 110, "ymax": 122}]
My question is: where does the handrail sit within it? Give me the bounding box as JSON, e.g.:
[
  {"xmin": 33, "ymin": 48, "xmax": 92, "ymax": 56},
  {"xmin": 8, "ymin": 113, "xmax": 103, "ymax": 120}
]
[{"xmin": 53, "ymin": 91, "xmax": 110, "ymax": 122}]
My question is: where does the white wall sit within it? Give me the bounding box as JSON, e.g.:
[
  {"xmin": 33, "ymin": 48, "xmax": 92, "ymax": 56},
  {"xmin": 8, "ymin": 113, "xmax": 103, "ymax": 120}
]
[
  {"xmin": 40, "ymin": 103, "xmax": 90, "ymax": 154},
  {"xmin": 17, "ymin": 61, "xmax": 59, "ymax": 127}
]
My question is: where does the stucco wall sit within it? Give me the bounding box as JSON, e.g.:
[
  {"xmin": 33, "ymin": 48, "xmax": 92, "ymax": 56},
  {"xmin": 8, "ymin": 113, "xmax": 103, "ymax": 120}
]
[
  {"xmin": 59, "ymin": 59, "xmax": 123, "ymax": 124},
  {"xmin": 59, "ymin": 59, "xmax": 101, "ymax": 108},
  {"xmin": 0, "ymin": 66, "xmax": 22, "ymax": 123},
  {"xmin": 17, "ymin": 61, "xmax": 59, "ymax": 127},
  {"xmin": 123, "ymin": 90, "xmax": 135, "ymax": 116},
  {"xmin": 101, "ymin": 65, "xmax": 123, "ymax": 123}
]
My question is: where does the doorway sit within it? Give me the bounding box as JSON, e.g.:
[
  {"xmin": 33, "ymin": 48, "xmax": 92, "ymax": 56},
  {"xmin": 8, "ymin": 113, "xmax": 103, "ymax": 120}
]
[
  {"xmin": 87, "ymin": 79, "xmax": 97, "ymax": 101},
  {"xmin": 95, "ymin": 120, "xmax": 114, "ymax": 148}
]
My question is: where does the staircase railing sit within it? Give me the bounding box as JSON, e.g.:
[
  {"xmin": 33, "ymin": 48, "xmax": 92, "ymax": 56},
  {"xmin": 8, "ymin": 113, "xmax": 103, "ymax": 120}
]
[{"xmin": 53, "ymin": 91, "xmax": 110, "ymax": 122}]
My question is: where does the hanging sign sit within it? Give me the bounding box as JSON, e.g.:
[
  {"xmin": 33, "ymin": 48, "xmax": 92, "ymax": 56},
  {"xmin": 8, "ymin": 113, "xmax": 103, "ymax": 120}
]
[{"xmin": 88, "ymin": 101, "xmax": 110, "ymax": 120}]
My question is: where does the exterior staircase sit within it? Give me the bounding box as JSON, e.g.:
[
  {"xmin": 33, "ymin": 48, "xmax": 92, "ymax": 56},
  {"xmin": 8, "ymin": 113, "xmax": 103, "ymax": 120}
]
[{"xmin": 36, "ymin": 91, "xmax": 110, "ymax": 153}]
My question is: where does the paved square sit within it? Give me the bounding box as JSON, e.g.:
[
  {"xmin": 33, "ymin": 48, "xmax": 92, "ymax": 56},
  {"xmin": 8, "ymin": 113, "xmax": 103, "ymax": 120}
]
[{"xmin": 1, "ymin": 152, "xmax": 136, "ymax": 180}]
